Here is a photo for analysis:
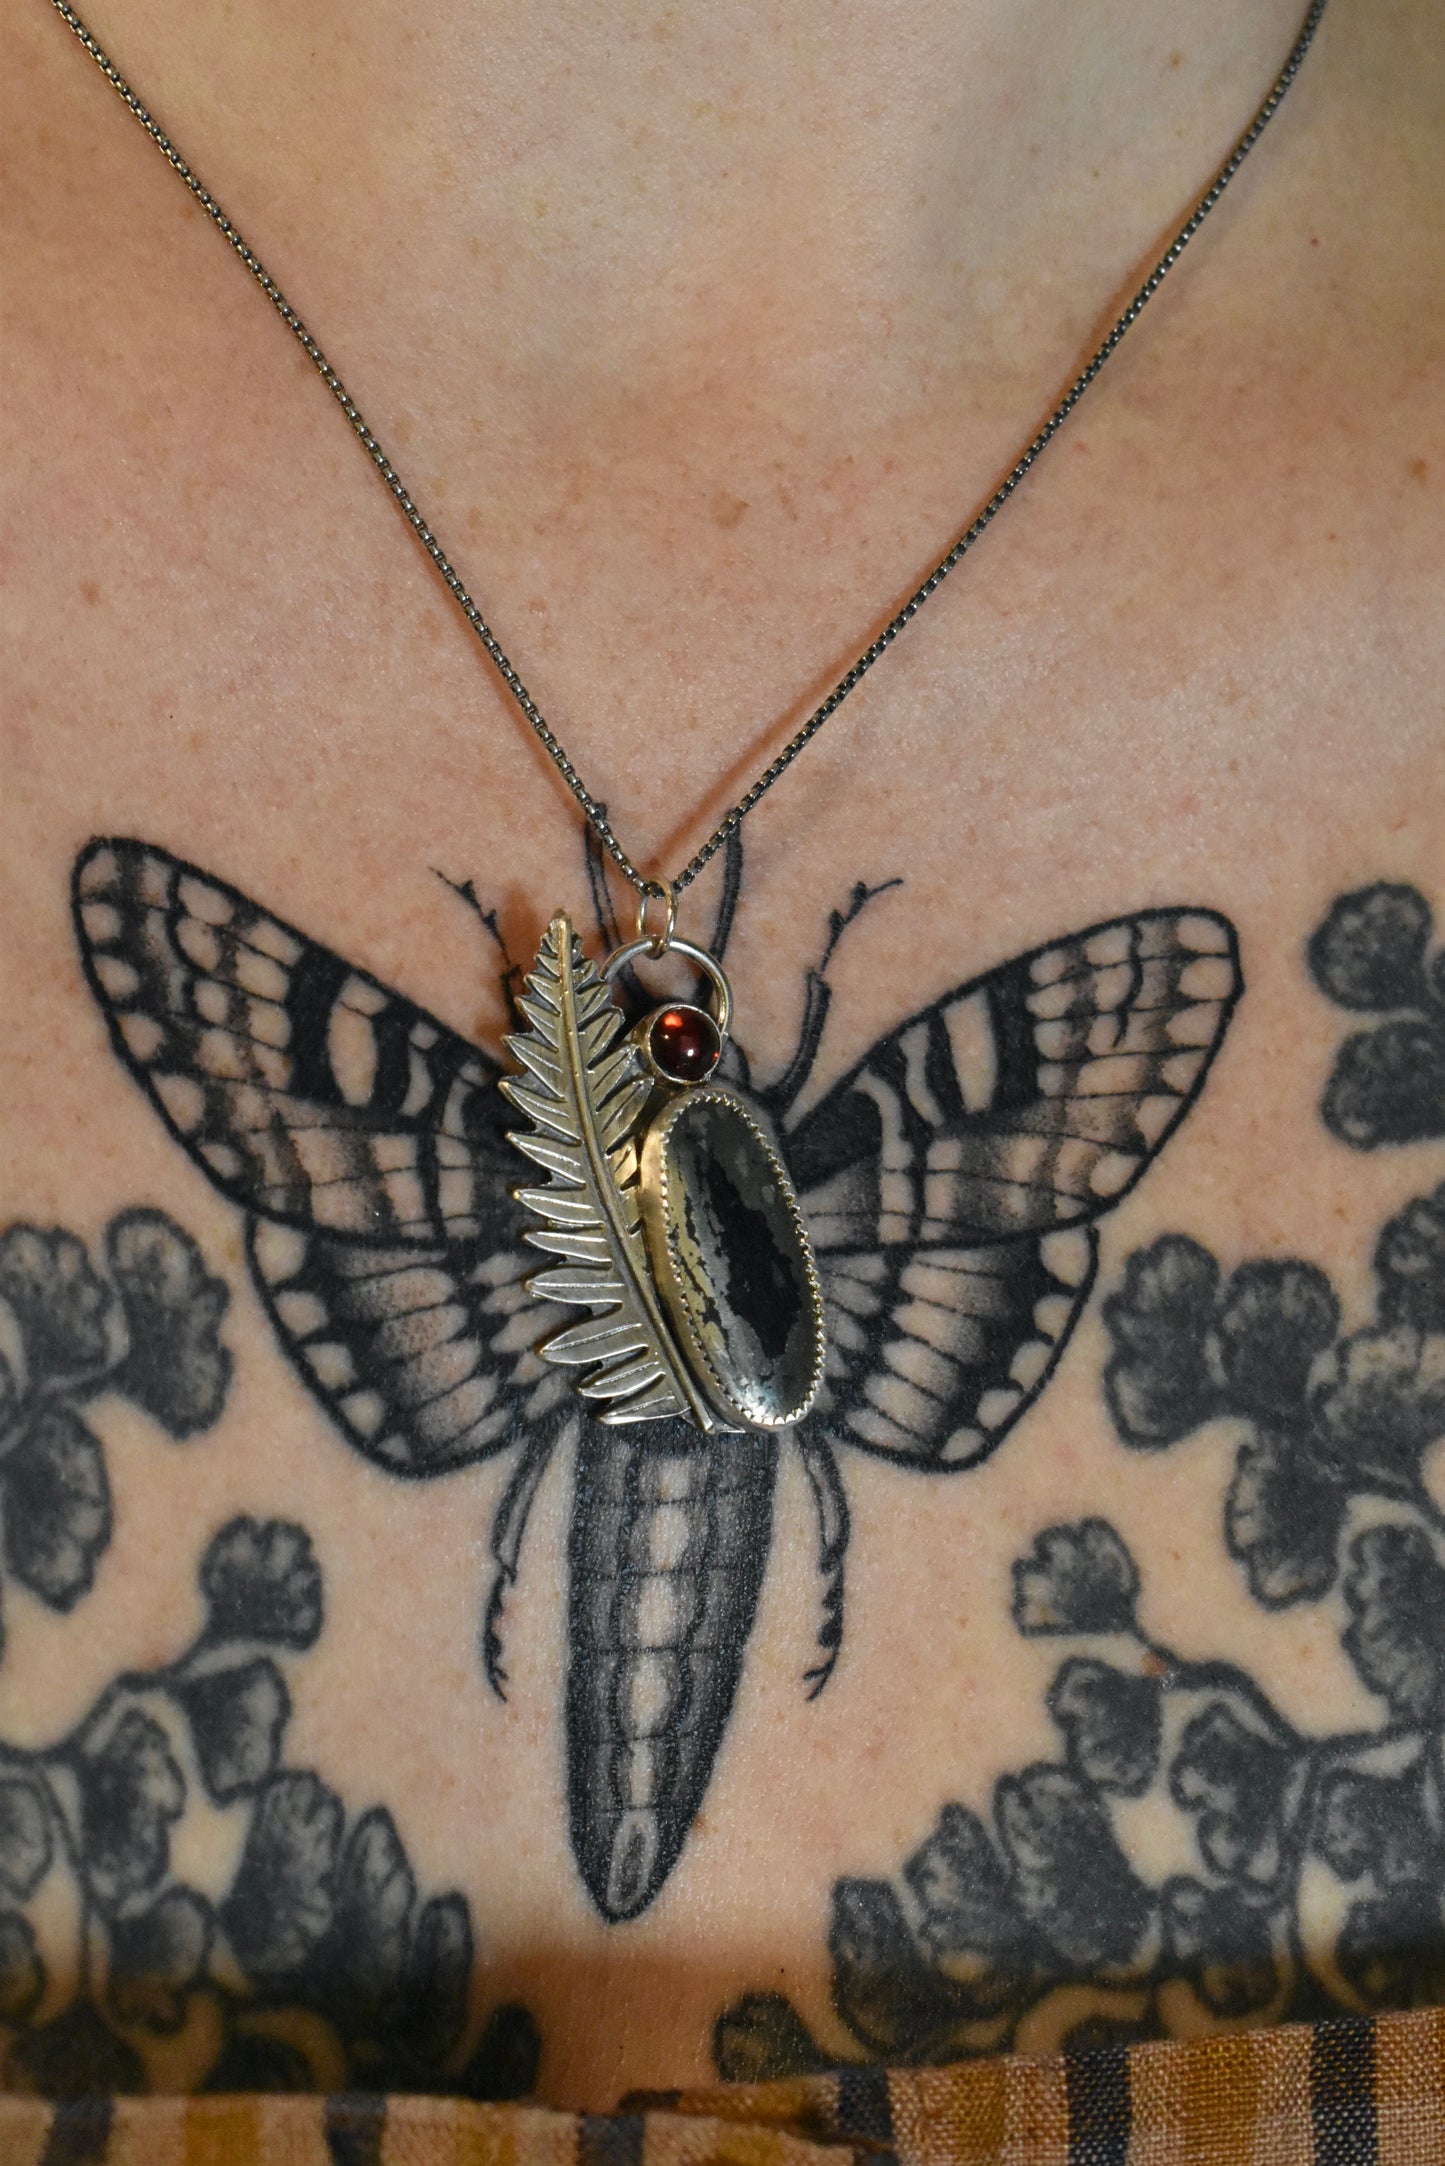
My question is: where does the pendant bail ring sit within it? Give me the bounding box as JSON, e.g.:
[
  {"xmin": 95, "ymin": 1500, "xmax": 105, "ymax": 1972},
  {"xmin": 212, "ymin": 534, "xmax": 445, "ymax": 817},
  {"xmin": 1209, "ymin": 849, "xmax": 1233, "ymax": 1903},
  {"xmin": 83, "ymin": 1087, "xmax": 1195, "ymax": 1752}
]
[
  {"xmin": 602, "ymin": 934, "xmax": 733, "ymax": 1040},
  {"xmin": 635, "ymin": 878, "xmax": 677, "ymax": 958}
]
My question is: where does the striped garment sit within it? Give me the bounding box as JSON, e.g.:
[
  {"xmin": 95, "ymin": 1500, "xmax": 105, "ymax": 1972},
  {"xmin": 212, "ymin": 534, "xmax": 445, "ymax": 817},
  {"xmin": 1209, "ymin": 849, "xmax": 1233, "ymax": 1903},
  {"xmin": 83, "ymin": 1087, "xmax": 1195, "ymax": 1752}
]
[{"xmin": 2, "ymin": 2007, "xmax": 1440, "ymax": 2166}]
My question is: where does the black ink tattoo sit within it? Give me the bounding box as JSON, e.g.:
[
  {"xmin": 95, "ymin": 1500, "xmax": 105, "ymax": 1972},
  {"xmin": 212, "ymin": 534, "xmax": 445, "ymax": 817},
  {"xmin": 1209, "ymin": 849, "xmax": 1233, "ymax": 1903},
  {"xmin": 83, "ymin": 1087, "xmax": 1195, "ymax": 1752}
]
[
  {"xmin": 0, "ymin": 1514, "xmax": 538, "ymax": 2098},
  {"xmin": 435, "ymin": 869, "xmax": 526, "ymax": 1029},
  {"xmin": 715, "ymin": 1179, "xmax": 1445, "ymax": 2077},
  {"xmin": 567, "ymin": 1420, "xmax": 776, "ymax": 1918},
  {"xmin": 0, "ymin": 1210, "xmax": 230, "ymax": 1649},
  {"xmin": 73, "ymin": 838, "xmax": 1240, "ymax": 1919},
  {"xmin": 1104, "ymin": 1185, "xmax": 1445, "ymax": 1612},
  {"xmin": 1309, "ymin": 882, "xmax": 1445, "ymax": 1148}
]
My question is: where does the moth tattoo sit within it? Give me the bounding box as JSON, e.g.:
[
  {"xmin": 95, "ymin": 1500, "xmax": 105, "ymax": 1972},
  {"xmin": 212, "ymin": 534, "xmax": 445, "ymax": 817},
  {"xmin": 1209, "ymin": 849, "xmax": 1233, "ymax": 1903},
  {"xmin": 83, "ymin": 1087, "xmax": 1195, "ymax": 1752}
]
[{"xmin": 72, "ymin": 838, "xmax": 1242, "ymax": 1921}]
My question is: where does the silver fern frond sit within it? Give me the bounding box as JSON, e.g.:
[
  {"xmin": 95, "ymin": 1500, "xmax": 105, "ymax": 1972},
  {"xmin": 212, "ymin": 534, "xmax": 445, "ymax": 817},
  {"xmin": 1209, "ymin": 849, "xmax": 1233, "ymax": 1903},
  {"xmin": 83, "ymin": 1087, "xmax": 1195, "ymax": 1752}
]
[{"xmin": 501, "ymin": 915, "xmax": 708, "ymax": 1426}]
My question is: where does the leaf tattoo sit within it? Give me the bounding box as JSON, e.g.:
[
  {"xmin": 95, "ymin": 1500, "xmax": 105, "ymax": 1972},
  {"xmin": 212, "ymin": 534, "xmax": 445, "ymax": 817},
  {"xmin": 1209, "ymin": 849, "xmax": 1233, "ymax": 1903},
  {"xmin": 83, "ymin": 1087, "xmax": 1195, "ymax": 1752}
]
[
  {"xmin": 0, "ymin": 1210, "xmax": 231, "ymax": 1642},
  {"xmin": 717, "ymin": 1173, "xmax": 1445, "ymax": 2074},
  {"xmin": 0, "ymin": 1513, "xmax": 539, "ymax": 2096}
]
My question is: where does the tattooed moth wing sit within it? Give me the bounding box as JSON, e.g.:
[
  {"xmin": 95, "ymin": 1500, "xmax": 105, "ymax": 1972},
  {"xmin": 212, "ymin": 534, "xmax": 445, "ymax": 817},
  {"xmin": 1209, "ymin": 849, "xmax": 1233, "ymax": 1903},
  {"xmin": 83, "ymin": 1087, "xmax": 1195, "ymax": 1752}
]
[
  {"xmin": 72, "ymin": 837, "xmax": 567, "ymax": 1475},
  {"xmin": 783, "ymin": 908, "xmax": 1242, "ymax": 1471}
]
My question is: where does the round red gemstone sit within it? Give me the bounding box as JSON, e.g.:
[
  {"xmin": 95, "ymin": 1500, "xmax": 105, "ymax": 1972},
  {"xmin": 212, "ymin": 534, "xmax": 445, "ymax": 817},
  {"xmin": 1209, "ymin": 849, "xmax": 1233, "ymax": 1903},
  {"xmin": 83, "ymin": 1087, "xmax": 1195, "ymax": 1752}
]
[{"xmin": 647, "ymin": 1004, "xmax": 721, "ymax": 1084}]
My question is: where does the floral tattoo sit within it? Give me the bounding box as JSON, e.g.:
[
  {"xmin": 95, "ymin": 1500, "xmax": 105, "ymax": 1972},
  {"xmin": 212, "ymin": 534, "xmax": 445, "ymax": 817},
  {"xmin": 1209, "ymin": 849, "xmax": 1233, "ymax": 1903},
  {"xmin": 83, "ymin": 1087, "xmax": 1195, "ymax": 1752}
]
[
  {"xmin": 0, "ymin": 1513, "xmax": 538, "ymax": 2098},
  {"xmin": 714, "ymin": 881, "xmax": 1445, "ymax": 2078},
  {"xmin": 0, "ymin": 1211, "xmax": 230, "ymax": 1644}
]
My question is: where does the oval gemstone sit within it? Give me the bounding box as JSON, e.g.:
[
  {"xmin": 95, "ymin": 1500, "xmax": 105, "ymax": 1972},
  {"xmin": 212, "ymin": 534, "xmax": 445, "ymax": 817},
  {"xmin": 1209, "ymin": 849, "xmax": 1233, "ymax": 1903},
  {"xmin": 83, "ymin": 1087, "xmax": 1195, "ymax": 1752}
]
[
  {"xmin": 641, "ymin": 1088, "xmax": 824, "ymax": 1431},
  {"xmin": 646, "ymin": 1003, "xmax": 721, "ymax": 1084}
]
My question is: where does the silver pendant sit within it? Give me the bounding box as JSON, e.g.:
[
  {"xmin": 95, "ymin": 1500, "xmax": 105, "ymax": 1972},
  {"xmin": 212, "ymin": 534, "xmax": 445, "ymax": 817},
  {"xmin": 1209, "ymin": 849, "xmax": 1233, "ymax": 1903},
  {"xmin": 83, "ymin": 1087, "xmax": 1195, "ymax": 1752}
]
[{"xmin": 501, "ymin": 911, "xmax": 826, "ymax": 1433}]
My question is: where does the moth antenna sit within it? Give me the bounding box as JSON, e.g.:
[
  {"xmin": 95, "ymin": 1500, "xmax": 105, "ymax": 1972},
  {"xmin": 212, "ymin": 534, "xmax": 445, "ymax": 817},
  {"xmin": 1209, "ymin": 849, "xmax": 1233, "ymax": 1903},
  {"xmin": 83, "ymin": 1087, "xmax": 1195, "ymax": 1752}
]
[
  {"xmin": 434, "ymin": 869, "xmax": 525, "ymax": 1026},
  {"xmin": 819, "ymin": 876, "xmax": 905, "ymax": 975},
  {"xmin": 763, "ymin": 876, "xmax": 905, "ymax": 1122},
  {"xmin": 707, "ymin": 826, "xmax": 744, "ymax": 965}
]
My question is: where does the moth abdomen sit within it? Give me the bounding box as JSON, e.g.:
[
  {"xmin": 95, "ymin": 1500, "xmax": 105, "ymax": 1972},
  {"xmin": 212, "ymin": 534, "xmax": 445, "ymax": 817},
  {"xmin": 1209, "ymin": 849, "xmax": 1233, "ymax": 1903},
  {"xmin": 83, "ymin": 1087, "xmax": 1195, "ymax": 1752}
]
[{"xmin": 567, "ymin": 1420, "xmax": 775, "ymax": 1921}]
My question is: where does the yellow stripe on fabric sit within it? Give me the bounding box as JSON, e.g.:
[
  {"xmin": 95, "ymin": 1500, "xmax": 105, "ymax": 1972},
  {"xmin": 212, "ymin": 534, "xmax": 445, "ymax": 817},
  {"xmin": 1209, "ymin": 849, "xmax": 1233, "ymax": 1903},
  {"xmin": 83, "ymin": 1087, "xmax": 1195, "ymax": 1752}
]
[
  {"xmin": 180, "ymin": 2094, "xmax": 267, "ymax": 2166},
  {"xmin": 447, "ymin": 2097, "xmax": 517, "ymax": 2166},
  {"xmin": 377, "ymin": 2097, "xmax": 585, "ymax": 2166},
  {"xmin": 1375, "ymin": 2006, "xmax": 1445, "ymax": 2166},
  {"xmin": 639, "ymin": 2110, "xmax": 853, "ymax": 2166},
  {"xmin": 0, "ymin": 2098, "xmax": 55, "ymax": 2166},
  {"xmin": 1001, "ymin": 2052, "xmax": 1070, "ymax": 2166},
  {"xmin": 747, "ymin": 2083, "xmax": 850, "ymax": 2138},
  {"xmin": 883, "ymin": 2063, "xmax": 1009, "ymax": 2166},
  {"xmin": 642, "ymin": 2081, "xmax": 842, "ymax": 2140},
  {"xmin": 1115, "ymin": 2022, "xmax": 1317, "ymax": 2166}
]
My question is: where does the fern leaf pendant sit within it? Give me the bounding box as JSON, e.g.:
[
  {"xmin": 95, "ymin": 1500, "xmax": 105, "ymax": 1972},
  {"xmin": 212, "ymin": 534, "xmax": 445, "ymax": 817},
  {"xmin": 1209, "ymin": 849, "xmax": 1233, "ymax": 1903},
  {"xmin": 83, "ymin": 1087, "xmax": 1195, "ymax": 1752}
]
[{"xmin": 502, "ymin": 915, "xmax": 825, "ymax": 1434}]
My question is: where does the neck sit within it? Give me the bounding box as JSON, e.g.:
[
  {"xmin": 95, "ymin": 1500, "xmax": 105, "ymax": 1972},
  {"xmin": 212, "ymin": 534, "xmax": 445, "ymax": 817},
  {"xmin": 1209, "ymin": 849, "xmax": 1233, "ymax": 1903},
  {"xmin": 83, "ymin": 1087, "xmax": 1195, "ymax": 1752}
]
[
  {"xmin": 113, "ymin": 0, "xmax": 1310, "ymax": 407},
  {"xmin": 62, "ymin": 0, "xmax": 1321, "ymax": 877}
]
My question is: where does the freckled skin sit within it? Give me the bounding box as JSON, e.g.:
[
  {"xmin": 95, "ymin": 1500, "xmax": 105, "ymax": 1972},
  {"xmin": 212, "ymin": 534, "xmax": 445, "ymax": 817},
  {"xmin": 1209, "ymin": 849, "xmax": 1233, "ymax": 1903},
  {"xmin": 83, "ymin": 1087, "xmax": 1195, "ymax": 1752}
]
[{"xmin": 2, "ymin": 0, "xmax": 1442, "ymax": 2109}]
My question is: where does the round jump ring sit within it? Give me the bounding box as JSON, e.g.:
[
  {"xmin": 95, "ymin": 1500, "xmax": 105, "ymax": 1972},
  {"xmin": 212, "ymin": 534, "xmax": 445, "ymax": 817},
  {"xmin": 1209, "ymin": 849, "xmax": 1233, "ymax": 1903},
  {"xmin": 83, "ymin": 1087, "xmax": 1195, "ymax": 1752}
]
[
  {"xmin": 601, "ymin": 935, "xmax": 733, "ymax": 1040},
  {"xmin": 635, "ymin": 878, "xmax": 677, "ymax": 958}
]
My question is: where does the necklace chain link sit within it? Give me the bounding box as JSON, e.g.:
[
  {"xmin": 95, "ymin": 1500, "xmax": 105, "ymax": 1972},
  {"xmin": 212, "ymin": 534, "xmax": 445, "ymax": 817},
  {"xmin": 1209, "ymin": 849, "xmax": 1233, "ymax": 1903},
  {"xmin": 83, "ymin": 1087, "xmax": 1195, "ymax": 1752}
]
[{"xmin": 47, "ymin": 0, "xmax": 1327, "ymax": 902}]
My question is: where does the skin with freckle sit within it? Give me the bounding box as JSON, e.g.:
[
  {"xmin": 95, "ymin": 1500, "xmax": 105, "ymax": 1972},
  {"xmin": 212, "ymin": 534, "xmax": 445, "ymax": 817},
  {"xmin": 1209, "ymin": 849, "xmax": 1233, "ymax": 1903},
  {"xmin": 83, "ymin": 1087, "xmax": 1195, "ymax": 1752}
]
[{"xmin": 1, "ymin": 0, "xmax": 1443, "ymax": 2112}]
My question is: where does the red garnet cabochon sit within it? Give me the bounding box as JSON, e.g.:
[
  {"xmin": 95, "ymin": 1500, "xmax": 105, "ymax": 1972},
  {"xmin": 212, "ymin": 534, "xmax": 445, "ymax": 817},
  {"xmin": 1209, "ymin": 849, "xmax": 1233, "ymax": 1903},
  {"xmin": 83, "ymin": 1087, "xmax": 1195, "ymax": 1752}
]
[{"xmin": 647, "ymin": 1004, "xmax": 722, "ymax": 1084}]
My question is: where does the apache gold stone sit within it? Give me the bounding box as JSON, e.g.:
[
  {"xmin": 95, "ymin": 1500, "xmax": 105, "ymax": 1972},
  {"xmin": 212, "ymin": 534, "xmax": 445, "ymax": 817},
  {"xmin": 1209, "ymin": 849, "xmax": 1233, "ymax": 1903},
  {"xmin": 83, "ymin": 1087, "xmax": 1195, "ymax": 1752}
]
[{"xmin": 640, "ymin": 1087, "xmax": 826, "ymax": 1433}]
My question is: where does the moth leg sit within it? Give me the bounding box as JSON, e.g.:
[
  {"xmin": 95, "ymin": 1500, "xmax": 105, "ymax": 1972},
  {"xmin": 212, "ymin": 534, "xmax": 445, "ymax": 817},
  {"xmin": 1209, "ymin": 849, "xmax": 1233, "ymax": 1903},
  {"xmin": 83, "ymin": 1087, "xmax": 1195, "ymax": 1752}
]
[
  {"xmin": 764, "ymin": 876, "xmax": 904, "ymax": 1122},
  {"xmin": 795, "ymin": 1427, "xmax": 850, "ymax": 1700},
  {"xmin": 482, "ymin": 1423, "xmax": 566, "ymax": 1699}
]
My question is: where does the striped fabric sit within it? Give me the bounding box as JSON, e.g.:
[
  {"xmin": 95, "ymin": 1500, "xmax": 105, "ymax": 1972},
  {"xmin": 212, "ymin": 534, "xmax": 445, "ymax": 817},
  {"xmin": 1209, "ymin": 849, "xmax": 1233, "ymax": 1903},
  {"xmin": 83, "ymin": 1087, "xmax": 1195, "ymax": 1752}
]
[{"xmin": 1, "ymin": 2008, "xmax": 1440, "ymax": 2166}]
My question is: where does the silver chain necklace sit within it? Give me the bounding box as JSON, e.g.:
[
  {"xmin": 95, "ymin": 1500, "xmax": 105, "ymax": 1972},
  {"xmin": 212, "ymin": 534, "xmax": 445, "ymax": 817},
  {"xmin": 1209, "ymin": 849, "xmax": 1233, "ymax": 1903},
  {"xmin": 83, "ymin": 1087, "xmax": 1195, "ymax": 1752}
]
[
  {"xmin": 51, "ymin": 0, "xmax": 1325, "ymax": 1440},
  {"xmin": 51, "ymin": 0, "xmax": 1326, "ymax": 923}
]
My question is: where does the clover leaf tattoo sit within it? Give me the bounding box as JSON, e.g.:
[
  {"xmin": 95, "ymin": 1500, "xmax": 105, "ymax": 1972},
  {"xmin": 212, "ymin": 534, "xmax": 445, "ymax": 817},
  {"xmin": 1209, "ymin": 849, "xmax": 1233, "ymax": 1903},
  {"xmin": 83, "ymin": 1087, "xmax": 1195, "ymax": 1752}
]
[
  {"xmin": 0, "ymin": 1211, "xmax": 231, "ymax": 1645},
  {"xmin": 715, "ymin": 1179, "xmax": 1445, "ymax": 2079},
  {"xmin": 0, "ymin": 1514, "xmax": 538, "ymax": 2098},
  {"xmin": 1309, "ymin": 882, "xmax": 1445, "ymax": 1148}
]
